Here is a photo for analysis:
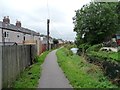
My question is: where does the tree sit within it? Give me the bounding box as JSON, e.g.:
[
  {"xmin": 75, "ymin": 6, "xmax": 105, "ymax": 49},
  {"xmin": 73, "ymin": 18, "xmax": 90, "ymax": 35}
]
[
  {"xmin": 53, "ymin": 38, "xmax": 59, "ymax": 45},
  {"xmin": 73, "ymin": 2, "xmax": 119, "ymax": 46}
]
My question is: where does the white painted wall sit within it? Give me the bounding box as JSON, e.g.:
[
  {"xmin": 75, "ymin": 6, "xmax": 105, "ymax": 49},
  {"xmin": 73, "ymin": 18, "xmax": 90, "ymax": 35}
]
[
  {"xmin": 1, "ymin": 29, "xmax": 41, "ymax": 46},
  {"xmin": 3, "ymin": 29, "xmax": 24, "ymax": 44},
  {"xmin": 0, "ymin": 28, "xmax": 2, "ymax": 42},
  {"xmin": 34, "ymin": 36, "xmax": 40, "ymax": 41},
  {"xmin": 25, "ymin": 34, "xmax": 34, "ymax": 41},
  {"xmin": 42, "ymin": 37, "xmax": 47, "ymax": 44},
  {"xmin": 0, "ymin": 46, "xmax": 2, "ymax": 89},
  {"xmin": 58, "ymin": 40, "xmax": 63, "ymax": 44},
  {"xmin": 49, "ymin": 38, "xmax": 53, "ymax": 44}
]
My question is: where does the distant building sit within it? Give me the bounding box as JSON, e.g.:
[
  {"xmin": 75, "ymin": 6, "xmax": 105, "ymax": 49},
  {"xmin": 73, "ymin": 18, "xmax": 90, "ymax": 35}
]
[
  {"xmin": 58, "ymin": 39, "xmax": 64, "ymax": 46},
  {"xmin": 40, "ymin": 34, "xmax": 47, "ymax": 52},
  {"xmin": 49, "ymin": 36, "xmax": 53, "ymax": 49},
  {"xmin": 40, "ymin": 34, "xmax": 53, "ymax": 52}
]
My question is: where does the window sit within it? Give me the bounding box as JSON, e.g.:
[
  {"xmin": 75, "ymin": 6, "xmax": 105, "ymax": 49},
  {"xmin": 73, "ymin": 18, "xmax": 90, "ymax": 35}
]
[
  {"xmin": 4, "ymin": 32, "xmax": 7, "ymax": 37},
  {"xmin": 24, "ymin": 36, "xmax": 25, "ymax": 41},
  {"xmin": 4, "ymin": 32, "xmax": 9, "ymax": 37},
  {"xmin": 17, "ymin": 35, "xmax": 19, "ymax": 37}
]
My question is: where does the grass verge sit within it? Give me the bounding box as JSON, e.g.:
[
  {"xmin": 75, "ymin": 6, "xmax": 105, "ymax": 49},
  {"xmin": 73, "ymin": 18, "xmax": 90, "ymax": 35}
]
[
  {"xmin": 12, "ymin": 51, "xmax": 50, "ymax": 88},
  {"xmin": 56, "ymin": 47, "xmax": 118, "ymax": 88}
]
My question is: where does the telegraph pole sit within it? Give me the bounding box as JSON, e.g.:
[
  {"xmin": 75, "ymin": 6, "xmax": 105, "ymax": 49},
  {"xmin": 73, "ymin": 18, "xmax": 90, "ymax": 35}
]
[{"xmin": 47, "ymin": 19, "xmax": 50, "ymax": 50}]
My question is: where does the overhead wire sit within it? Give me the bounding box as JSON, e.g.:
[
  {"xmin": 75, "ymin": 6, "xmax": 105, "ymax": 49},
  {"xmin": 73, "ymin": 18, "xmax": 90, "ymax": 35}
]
[
  {"xmin": 50, "ymin": 22, "xmax": 64, "ymax": 39},
  {"xmin": 47, "ymin": 0, "xmax": 50, "ymax": 19},
  {"xmin": 46, "ymin": 0, "xmax": 67, "ymax": 40},
  {"xmin": 46, "ymin": 0, "xmax": 62, "ymax": 38}
]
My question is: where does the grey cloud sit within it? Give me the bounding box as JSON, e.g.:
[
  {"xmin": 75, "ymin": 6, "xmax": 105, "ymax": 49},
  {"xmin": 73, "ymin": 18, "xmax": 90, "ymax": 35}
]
[{"xmin": 0, "ymin": 0, "xmax": 89, "ymax": 41}]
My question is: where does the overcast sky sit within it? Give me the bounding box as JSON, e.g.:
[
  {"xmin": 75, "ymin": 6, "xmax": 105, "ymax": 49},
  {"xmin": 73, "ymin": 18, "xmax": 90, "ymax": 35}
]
[{"xmin": 0, "ymin": 0, "xmax": 91, "ymax": 41}]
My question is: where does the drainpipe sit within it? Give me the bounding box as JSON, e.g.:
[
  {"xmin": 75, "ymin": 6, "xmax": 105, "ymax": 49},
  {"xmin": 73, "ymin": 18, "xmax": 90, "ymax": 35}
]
[{"xmin": 2, "ymin": 28, "xmax": 5, "ymax": 46}]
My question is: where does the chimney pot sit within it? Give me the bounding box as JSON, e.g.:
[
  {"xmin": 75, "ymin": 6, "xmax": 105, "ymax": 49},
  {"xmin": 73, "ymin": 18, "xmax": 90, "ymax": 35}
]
[
  {"xmin": 16, "ymin": 20, "xmax": 21, "ymax": 27},
  {"xmin": 3, "ymin": 16, "xmax": 10, "ymax": 24}
]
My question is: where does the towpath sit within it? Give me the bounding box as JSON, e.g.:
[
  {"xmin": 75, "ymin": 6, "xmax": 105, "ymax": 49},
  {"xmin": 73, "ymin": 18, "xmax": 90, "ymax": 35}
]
[{"xmin": 38, "ymin": 50, "xmax": 72, "ymax": 88}]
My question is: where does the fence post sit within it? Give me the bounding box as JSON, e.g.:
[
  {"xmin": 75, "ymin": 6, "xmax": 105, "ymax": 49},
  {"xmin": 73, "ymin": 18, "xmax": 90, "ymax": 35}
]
[
  {"xmin": 30, "ymin": 45, "xmax": 32, "ymax": 65},
  {"xmin": 0, "ymin": 46, "xmax": 2, "ymax": 89}
]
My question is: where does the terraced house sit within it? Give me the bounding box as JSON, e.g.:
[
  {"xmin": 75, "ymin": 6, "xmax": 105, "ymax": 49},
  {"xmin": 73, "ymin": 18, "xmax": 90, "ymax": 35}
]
[{"xmin": 0, "ymin": 16, "xmax": 42, "ymax": 55}]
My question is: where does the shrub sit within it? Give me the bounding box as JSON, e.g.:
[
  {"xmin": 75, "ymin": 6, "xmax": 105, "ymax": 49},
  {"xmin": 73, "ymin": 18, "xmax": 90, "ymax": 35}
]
[
  {"xmin": 87, "ymin": 44, "xmax": 102, "ymax": 53},
  {"xmin": 34, "ymin": 55, "xmax": 39, "ymax": 63},
  {"xmin": 64, "ymin": 44, "xmax": 76, "ymax": 50},
  {"xmin": 64, "ymin": 48, "xmax": 73, "ymax": 56},
  {"xmin": 77, "ymin": 43, "xmax": 91, "ymax": 55}
]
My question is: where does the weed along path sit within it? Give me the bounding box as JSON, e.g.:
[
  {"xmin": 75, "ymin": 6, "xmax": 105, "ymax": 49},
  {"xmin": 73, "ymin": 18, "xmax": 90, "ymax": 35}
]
[{"xmin": 38, "ymin": 49, "xmax": 72, "ymax": 88}]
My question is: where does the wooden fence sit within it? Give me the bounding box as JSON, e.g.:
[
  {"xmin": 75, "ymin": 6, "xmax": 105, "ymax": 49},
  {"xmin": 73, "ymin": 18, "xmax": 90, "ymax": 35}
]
[
  {"xmin": 1, "ymin": 45, "xmax": 37, "ymax": 88},
  {"xmin": 0, "ymin": 46, "xmax": 2, "ymax": 90}
]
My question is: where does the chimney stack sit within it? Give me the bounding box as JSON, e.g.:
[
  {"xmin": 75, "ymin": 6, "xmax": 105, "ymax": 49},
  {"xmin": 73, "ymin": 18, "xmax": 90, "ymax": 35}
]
[
  {"xmin": 16, "ymin": 21, "xmax": 21, "ymax": 27},
  {"xmin": 3, "ymin": 16, "xmax": 10, "ymax": 24}
]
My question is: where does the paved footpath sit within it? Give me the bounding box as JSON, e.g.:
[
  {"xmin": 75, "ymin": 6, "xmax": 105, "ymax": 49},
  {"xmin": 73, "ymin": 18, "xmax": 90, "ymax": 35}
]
[{"xmin": 38, "ymin": 49, "xmax": 72, "ymax": 88}]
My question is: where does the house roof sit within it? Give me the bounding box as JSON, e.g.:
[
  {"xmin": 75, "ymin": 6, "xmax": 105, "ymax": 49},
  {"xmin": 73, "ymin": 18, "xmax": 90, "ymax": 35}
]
[
  {"xmin": 0, "ymin": 21, "xmax": 40, "ymax": 36},
  {"xmin": 0, "ymin": 21, "xmax": 2, "ymax": 28},
  {"xmin": 58, "ymin": 39, "xmax": 64, "ymax": 42},
  {"xmin": 40, "ymin": 34, "xmax": 52, "ymax": 39},
  {"xmin": 40, "ymin": 34, "xmax": 47, "ymax": 37}
]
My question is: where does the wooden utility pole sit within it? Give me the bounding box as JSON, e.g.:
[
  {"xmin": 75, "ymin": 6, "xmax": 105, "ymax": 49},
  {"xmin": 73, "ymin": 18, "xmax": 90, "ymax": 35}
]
[{"xmin": 47, "ymin": 19, "xmax": 50, "ymax": 50}]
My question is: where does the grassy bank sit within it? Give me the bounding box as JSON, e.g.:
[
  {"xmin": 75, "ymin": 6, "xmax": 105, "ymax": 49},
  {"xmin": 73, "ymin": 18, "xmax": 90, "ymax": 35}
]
[
  {"xmin": 12, "ymin": 51, "xmax": 50, "ymax": 88},
  {"xmin": 56, "ymin": 47, "xmax": 117, "ymax": 88}
]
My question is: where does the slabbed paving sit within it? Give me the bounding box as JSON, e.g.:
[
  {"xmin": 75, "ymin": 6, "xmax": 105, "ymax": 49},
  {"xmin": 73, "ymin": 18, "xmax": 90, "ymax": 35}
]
[{"xmin": 38, "ymin": 50, "xmax": 72, "ymax": 88}]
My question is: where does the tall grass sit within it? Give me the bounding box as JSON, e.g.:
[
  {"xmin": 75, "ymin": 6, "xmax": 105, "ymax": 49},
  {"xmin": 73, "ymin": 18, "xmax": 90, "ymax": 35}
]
[{"xmin": 56, "ymin": 48, "xmax": 117, "ymax": 88}]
